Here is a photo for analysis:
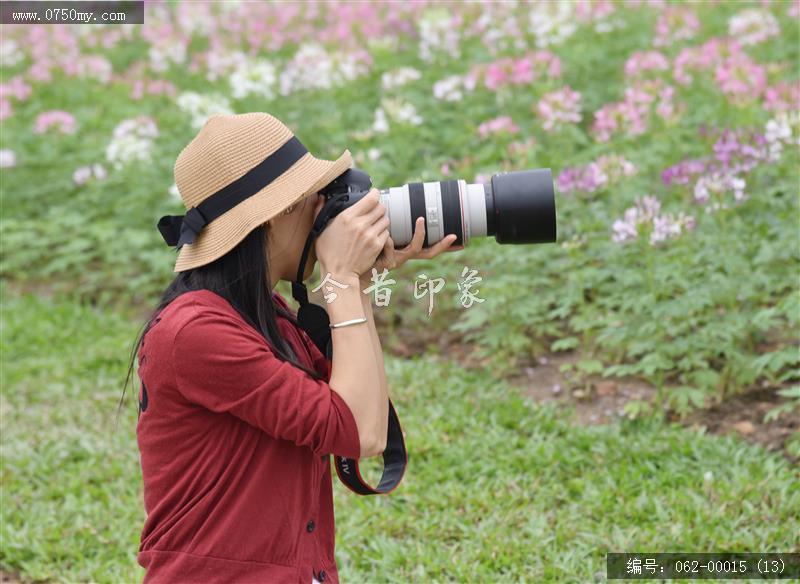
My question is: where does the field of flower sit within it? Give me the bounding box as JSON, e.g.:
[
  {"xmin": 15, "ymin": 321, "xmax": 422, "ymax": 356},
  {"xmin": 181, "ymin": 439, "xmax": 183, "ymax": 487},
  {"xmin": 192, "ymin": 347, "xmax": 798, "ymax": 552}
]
[{"xmin": 1, "ymin": 1, "xmax": 799, "ymax": 582}]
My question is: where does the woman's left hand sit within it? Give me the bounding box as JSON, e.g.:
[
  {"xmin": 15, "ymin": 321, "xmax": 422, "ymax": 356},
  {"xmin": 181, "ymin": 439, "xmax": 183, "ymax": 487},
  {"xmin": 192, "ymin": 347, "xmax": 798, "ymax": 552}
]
[{"xmin": 361, "ymin": 217, "xmax": 458, "ymax": 280}]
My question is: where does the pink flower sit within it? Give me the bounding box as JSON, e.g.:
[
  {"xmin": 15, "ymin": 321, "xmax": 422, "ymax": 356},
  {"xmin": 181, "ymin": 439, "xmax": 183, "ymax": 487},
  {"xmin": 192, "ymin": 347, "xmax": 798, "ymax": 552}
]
[
  {"xmin": 624, "ymin": 51, "xmax": 669, "ymax": 78},
  {"xmin": 654, "ymin": 7, "xmax": 700, "ymax": 47},
  {"xmin": 715, "ymin": 53, "xmax": 766, "ymax": 100},
  {"xmin": 558, "ymin": 154, "xmax": 636, "ymax": 195},
  {"xmin": 477, "ymin": 115, "xmax": 519, "ymax": 138},
  {"xmin": 536, "ymin": 86, "xmax": 582, "ymax": 132},
  {"xmin": 511, "ymin": 56, "xmax": 534, "ymax": 85},
  {"xmin": 0, "ymin": 75, "xmax": 32, "ymax": 102},
  {"xmin": 27, "ymin": 59, "xmax": 52, "ymax": 83},
  {"xmin": 469, "ymin": 51, "xmax": 561, "ymax": 93},
  {"xmin": 34, "ymin": 110, "xmax": 77, "ymax": 135},
  {"xmin": 0, "ymin": 99, "xmax": 11, "ymax": 121},
  {"xmin": 131, "ymin": 78, "xmax": 178, "ymax": 100},
  {"xmin": 763, "ymin": 81, "xmax": 800, "ymax": 113},
  {"xmin": 591, "ymin": 80, "xmax": 681, "ymax": 142},
  {"xmin": 673, "ymin": 37, "xmax": 744, "ymax": 86},
  {"xmin": 612, "ymin": 195, "xmax": 694, "ymax": 245},
  {"xmin": 76, "ymin": 55, "xmax": 113, "ymax": 84},
  {"xmin": 484, "ymin": 62, "xmax": 508, "ymax": 91}
]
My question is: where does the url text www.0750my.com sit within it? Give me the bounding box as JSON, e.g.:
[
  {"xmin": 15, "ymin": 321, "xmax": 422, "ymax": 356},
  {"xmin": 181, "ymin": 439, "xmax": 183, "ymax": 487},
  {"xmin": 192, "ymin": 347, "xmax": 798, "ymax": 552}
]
[{"xmin": 1, "ymin": 1, "xmax": 145, "ymax": 25}]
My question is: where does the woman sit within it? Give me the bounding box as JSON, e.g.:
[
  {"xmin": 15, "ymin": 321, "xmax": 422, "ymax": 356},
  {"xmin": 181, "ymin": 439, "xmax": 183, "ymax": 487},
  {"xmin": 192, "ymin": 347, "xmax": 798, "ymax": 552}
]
[{"xmin": 121, "ymin": 112, "xmax": 456, "ymax": 584}]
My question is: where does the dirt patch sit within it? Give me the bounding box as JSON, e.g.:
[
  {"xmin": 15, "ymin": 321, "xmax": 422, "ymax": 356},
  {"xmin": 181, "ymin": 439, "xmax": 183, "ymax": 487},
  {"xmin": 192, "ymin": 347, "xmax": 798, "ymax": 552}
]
[
  {"xmin": 1, "ymin": 570, "xmax": 23, "ymax": 583},
  {"xmin": 507, "ymin": 351, "xmax": 657, "ymax": 426},
  {"xmin": 680, "ymin": 385, "xmax": 799, "ymax": 461}
]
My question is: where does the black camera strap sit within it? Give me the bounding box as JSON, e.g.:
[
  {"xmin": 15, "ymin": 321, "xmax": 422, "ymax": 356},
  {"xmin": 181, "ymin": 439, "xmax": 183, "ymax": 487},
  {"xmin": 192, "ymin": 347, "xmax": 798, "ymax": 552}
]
[{"xmin": 291, "ymin": 193, "xmax": 408, "ymax": 496}]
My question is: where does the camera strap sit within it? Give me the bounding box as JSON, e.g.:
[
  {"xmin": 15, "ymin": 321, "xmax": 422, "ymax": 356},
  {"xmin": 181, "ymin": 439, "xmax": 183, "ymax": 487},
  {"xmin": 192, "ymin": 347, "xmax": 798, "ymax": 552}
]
[{"xmin": 290, "ymin": 193, "xmax": 408, "ymax": 496}]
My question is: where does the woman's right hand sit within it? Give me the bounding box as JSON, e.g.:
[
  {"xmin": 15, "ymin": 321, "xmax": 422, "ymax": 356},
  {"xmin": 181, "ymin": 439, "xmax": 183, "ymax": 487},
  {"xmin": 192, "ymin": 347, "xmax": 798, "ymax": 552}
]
[{"xmin": 313, "ymin": 188, "xmax": 390, "ymax": 278}]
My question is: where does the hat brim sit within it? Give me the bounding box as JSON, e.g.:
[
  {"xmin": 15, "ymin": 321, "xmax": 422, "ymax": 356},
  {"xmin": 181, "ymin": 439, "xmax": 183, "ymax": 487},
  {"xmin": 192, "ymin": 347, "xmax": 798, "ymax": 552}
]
[{"xmin": 173, "ymin": 148, "xmax": 352, "ymax": 272}]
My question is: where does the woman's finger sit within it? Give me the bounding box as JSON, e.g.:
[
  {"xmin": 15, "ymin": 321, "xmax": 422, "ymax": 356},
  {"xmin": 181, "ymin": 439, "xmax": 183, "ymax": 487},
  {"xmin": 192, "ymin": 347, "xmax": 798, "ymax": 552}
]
[
  {"xmin": 363, "ymin": 198, "xmax": 387, "ymax": 224},
  {"xmin": 400, "ymin": 217, "xmax": 425, "ymax": 254},
  {"xmin": 366, "ymin": 217, "xmax": 390, "ymax": 243},
  {"xmin": 417, "ymin": 234, "xmax": 457, "ymax": 259},
  {"xmin": 382, "ymin": 236, "xmax": 397, "ymax": 269}
]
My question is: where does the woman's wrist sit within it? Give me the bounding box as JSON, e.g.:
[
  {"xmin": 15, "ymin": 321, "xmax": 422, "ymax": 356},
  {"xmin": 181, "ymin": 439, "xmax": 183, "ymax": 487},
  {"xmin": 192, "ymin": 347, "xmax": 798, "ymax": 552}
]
[{"xmin": 317, "ymin": 268, "xmax": 365, "ymax": 322}]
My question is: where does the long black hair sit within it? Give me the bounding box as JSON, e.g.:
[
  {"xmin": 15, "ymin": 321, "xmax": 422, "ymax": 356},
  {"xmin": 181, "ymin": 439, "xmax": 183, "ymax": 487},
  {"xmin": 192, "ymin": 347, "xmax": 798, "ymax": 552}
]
[{"xmin": 119, "ymin": 221, "xmax": 325, "ymax": 416}]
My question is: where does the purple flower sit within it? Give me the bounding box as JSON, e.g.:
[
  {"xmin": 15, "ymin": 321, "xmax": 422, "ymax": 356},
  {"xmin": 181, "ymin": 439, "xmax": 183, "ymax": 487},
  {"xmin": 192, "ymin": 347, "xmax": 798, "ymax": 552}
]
[{"xmin": 662, "ymin": 159, "xmax": 707, "ymax": 186}]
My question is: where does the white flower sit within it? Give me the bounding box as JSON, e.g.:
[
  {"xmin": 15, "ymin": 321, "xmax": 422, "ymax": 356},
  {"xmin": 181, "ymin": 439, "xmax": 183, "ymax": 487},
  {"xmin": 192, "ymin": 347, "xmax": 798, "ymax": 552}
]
[
  {"xmin": 693, "ymin": 172, "xmax": 747, "ymax": 207},
  {"xmin": 148, "ymin": 40, "xmax": 187, "ymax": 73},
  {"xmin": 367, "ymin": 148, "xmax": 382, "ymax": 161},
  {"xmin": 433, "ymin": 75, "xmax": 466, "ymax": 102},
  {"xmin": 74, "ymin": 163, "xmax": 107, "ymax": 184},
  {"xmin": 229, "ymin": 57, "xmax": 276, "ymax": 100},
  {"xmin": 177, "ymin": 1, "xmax": 217, "ymax": 34},
  {"xmin": 528, "ymin": 2, "xmax": 577, "ymax": 48},
  {"xmin": 381, "ymin": 67, "xmax": 422, "ymax": 91},
  {"xmin": 612, "ymin": 218, "xmax": 638, "ymax": 243},
  {"xmin": 0, "ymin": 149, "xmax": 16, "ymax": 168},
  {"xmin": 471, "ymin": 3, "xmax": 526, "ymax": 56},
  {"xmin": 77, "ymin": 55, "xmax": 113, "ymax": 84},
  {"xmin": 383, "ymin": 97, "xmax": 423, "ymax": 126},
  {"xmin": 105, "ymin": 116, "xmax": 159, "ymax": 171},
  {"xmin": 728, "ymin": 9, "xmax": 780, "ymax": 46},
  {"xmin": 176, "ymin": 91, "xmax": 233, "ymax": 129},
  {"xmin": 279, "ymin": 43, "xmax": 370, "ymax": 96},
  {"xmin": 206, "ymin": 49, "xmax": 248, "ymax": 82},
  {"xmin": 764, "ymin": 111, "xmax": 799, "ymax": 162},
  {"xmin": 73, "ymin": 166, "xmax": 92, "ymax": 185},
  {"xmin": 418, "ymin": 8, "xmax": 461, "ymax": 62},
  {"xmin": 0, "ymin": 40, "xmax": 24, "ymax": 67},
  {"xmin": 218, "ymin": 0, "xmax": 242, "ymax": 13},
  {"xmin": 372, "ymin": 107, "xmax": 389, "ymax": 134}
]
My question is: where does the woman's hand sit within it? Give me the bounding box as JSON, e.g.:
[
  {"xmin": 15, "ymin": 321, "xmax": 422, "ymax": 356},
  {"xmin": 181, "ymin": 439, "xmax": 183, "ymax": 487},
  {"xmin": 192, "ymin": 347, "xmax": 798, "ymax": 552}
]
[
  {"xmin": 363, "ymin": 217, "xmax": 458, "ymax": 279},
  {"xmin": 314, "ymin": 189, "xmax": 390, "ymax": 278}
]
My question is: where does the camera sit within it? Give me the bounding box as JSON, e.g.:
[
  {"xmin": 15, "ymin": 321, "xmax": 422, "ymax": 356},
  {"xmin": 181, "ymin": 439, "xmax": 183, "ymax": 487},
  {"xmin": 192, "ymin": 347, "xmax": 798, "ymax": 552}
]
[{"xmin": 318, "ymin": 167, "xmax": 557, "ymax": 248}]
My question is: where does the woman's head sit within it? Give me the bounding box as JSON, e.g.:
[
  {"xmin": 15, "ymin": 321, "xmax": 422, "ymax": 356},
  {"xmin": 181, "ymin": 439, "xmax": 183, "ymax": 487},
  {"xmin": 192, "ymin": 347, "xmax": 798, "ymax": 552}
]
[{"xmin": 264, "ymin": 190, "xmax": 324, "ymax": 286}]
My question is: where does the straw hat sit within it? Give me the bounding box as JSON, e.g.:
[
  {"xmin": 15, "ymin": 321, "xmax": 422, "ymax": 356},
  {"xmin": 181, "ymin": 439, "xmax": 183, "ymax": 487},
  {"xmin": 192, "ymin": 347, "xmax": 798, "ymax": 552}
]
[{"xmin": 162, "ymin": 112, "xmax": 352, "ymax": 272}]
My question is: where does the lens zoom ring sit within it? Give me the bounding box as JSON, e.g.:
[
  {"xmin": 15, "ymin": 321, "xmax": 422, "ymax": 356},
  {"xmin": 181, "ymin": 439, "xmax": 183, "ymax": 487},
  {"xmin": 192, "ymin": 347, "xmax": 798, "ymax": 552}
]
[
  {"xmin": 408, "ymin": 182, "xmax": 428, "ymax": 248},
  {"xmin": 440, "ymin": 180, "xmax": 463, "ymax": 246}
]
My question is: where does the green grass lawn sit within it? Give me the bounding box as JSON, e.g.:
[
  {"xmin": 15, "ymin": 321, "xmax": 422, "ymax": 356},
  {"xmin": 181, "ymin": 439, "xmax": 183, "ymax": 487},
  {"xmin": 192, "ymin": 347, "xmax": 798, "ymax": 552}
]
[{"xmin": 2, "ymin": 288, "xmax": 797, "ymax": 583}]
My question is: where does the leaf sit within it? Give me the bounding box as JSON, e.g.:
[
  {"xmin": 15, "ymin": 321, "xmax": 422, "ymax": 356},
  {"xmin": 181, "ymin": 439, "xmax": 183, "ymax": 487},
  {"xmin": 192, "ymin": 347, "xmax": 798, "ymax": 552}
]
[
  {"xmin": 551, "ymin": 337, "xmax": 579, "ymax": 352},
  {"xmin": 576, "ymin": 359, "xmax": 604, "ymax": 375}
]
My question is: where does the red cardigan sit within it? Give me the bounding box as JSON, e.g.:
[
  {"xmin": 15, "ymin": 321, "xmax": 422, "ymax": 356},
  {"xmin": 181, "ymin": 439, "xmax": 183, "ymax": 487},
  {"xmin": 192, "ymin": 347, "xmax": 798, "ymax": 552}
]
[{"xmin": 136, "ymin": 289, "xmax": 361, "ymax": 584}]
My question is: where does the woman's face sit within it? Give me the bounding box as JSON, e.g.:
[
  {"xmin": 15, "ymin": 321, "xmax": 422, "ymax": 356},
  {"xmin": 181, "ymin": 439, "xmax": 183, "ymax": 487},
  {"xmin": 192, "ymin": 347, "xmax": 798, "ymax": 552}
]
[{"xmin": 266, "ymin": 192, "xmax": 323, "ymax": 287}]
